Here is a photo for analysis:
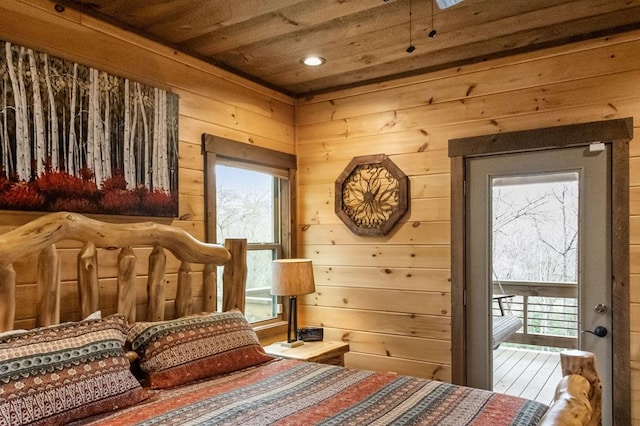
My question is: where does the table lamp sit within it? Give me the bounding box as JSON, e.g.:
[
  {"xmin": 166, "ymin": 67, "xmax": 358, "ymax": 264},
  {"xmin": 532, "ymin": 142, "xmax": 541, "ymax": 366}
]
[{"xmin": 271, "ymin": 259, "xmax": 316, "ymax": 347}]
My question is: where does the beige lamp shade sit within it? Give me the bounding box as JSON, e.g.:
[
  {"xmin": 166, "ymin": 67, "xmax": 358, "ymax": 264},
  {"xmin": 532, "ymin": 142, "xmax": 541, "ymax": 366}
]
[{"xmin": 271, "ymin": 259, "xmax": 316, "ymax": 296}]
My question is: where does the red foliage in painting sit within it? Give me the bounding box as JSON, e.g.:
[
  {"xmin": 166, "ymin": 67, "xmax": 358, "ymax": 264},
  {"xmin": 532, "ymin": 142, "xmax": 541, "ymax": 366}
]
[
  {"xmin": 0, "ymin": 183, "xmax": 45, "ymax": 210},
  {"xmin": 138, "ymin": 187, "xmax": 177, "ymax": 216},
  {"xmin": 78, "ymin": 167, "xmax": 95, "ymax": 182},
  {"xmin": 0, "ymin": 172, "xmax": 12, "ymax": 193},
  {"xmin": 100, "ymin": 190, "xmax": 140, "ymax": 214},
  {"xmin": 0, "ymin": 164, "xmax": 175, "ymax": 217},
  {"xmin": 35, "ymin": 170, "xmax": 98, "ymax": 199},
  {"xmin": 42, "ymin": 157, "xmax": 54, "ymax": 174},
  {"xmin": 101, "ymin": 171, "xmax": 128, "ymax": 192},
  {"xmin": 49, "ymin": 197, "xmax": 95, "ymax": 213}
]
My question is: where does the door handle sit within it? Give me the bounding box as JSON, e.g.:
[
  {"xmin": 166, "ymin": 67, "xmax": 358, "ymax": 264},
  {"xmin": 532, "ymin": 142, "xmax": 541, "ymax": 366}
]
[{"xmin": 582, "ymin": 326, "xmax": 607, "ymax": 337}]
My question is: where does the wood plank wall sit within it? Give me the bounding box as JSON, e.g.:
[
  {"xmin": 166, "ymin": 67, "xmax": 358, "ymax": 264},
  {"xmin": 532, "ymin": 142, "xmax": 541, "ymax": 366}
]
[
  {"xmin": 295, "ymin": 29, "xmax": 640, "ymax": 421},
  {"xmin": 0, "ymin": 0, "xmax": 638, "ymax": 421},
  {"xmin": 0, "ymin": 0, "xmax": 294, "ymax": 327}
]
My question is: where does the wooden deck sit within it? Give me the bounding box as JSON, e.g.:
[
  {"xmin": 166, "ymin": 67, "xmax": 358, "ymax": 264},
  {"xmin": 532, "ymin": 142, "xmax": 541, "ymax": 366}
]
[{"xmin": 493, "ymin": 346, "xmax": 561, "ymax": 405}]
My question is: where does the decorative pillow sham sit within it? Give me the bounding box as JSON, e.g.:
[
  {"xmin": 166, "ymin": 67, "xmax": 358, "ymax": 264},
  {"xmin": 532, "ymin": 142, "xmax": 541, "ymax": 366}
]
[
  {"xmin": 0, "ymin": 314, "xmax": 148, "ymax": 426},
  {"xmin": 128, "ymin": 311, "xmax": 274, "ymax": 389}
]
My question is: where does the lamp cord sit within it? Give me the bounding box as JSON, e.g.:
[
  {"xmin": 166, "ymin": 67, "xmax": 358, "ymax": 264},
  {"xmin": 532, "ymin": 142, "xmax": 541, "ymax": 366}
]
[
  {"xmin": 406, "ymin": 0, "xmax": 416, "ymax": 53},
  {"xmin": 429, "ymin": 0, "xmax": 437, "ymax": 38}
]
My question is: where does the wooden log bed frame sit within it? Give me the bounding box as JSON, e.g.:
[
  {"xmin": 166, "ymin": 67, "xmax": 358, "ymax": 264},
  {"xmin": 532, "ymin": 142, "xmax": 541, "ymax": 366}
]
[{"xmin": 0, "ymin": 212, "xmax": 602, "ymax": 425}]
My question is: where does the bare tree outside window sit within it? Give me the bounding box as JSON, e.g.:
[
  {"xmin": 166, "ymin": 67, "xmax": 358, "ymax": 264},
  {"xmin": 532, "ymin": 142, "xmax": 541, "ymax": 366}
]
[
  {"xmin": 492, "ymin": 173, "xmax": 579, "ymax": 343},
  {"xmin": 216, "ymin": 164, "xmax": 278, "ymax": 322}
]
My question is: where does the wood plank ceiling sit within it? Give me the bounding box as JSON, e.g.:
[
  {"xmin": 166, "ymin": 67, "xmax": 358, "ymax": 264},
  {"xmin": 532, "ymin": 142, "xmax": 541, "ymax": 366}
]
[{"xmin": 55, "ymin": 0, "xmax": 640, "ymax": 97}]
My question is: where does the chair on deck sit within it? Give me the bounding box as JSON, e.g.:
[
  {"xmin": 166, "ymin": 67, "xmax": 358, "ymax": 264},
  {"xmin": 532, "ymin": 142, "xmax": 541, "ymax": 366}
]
[{"xmin": 492, "ymin": 294, "xmax": 522, "ymax": 349}]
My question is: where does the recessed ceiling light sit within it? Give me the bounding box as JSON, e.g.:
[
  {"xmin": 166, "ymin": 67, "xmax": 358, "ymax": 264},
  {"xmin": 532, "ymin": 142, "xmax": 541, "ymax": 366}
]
[{"xmin": 301, "ymin": 56, "xmax": 326, "ymax": 66}]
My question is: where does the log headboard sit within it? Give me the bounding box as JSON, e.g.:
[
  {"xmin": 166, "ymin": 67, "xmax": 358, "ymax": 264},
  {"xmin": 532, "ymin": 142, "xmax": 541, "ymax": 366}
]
[{"xmin": 0, "ymin": 212, "xmax": 236, "ymax": 331}]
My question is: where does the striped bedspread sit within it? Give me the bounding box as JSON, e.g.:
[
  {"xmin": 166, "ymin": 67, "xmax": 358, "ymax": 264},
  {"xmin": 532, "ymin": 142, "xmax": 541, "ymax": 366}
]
[{"xmin": 79, "ymin": 359, "xmax": 548, "ymax": 426}]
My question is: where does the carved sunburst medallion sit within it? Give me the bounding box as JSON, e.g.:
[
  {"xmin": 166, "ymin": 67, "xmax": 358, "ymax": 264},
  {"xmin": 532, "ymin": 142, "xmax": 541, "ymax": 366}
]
[{"xmin": 335, "ymin": 154, "xmax": 409, "ymax": 236}]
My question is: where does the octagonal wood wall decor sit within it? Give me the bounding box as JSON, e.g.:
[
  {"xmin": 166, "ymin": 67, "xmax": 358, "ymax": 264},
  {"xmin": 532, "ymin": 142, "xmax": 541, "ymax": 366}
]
[{"xmin": 335, "ymin": 154, "xmax": 409, "ymax": 236}]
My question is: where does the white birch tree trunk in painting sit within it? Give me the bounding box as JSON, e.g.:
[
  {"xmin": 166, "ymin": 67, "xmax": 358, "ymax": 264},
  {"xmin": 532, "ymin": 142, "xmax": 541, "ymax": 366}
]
[
  {"xmin": 152, "ymin": 88, "xmax": 159, "ymax": 190},
  {"xmin": 87, "ymin": 68, "xmax": 95, "ymax": 181},
  {"xmin": 87, "ymin": 68, "xmax": 103, "ymax": 185},
  {"xmin": 102, "ymin": 72, "xmax": 111, "ymax": 181},
  {"xmin": 2, "ymin": 74, "xmax": 12, "ymax": 176},
  {"xmin": 158, "ymin": 89, "xmax": 169, "ymax": 191},
  {"xmin": 17, "ymin": 48, "xmax": 30, "ymax": 179},
  {"xmin": 130, "ymin": 84, "xmax": 139, "ymax": 188},
  {"xmin": 124, "ymin": 79, "xmax": 132, "ymax": 188},
  {"xmin": 43, "ymin": 53, "xmax": 59, "ymax": 171},
  {"xmin": 68, "ymin": 62, "xmax": 78, "ymax": 176},
  {"xmin": 136, "ymin": 82, "xmax": 150, "ymax": 189},
  {"xmin": 93, "ymin": 69, "xmax": 103, "ymax": 185},
  {"xmin": 28, "ymin": 49, "xmax": 45, "ymax": 176},
  {"xmin": 5, "ymin": 43, "xmax": 29, "ymax": 180}
]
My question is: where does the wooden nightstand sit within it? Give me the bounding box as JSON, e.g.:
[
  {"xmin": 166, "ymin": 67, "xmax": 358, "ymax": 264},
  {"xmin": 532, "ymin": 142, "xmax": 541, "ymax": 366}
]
[{"xmin": 263, "ymin": 341, "xmax": 349, "ymax": 366}]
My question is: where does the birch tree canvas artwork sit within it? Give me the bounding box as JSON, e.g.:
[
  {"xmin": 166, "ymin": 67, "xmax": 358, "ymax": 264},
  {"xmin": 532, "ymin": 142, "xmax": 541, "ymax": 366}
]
[{"xmin": 0, "ymin": 41, "xmax": 178, "ymax": 217}]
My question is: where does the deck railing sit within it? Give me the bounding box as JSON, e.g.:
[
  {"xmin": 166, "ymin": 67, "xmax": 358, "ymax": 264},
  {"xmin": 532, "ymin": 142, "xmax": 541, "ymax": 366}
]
[{"xmin": 493, "ymin": 280, "xmax": 578, "ymax": 349}]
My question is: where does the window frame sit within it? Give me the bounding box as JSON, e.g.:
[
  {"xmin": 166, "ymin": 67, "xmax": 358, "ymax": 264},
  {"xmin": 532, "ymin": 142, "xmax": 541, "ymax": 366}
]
[{"xmin": 203, "ymin": 134, "xmax": 297, "ymax": 328}]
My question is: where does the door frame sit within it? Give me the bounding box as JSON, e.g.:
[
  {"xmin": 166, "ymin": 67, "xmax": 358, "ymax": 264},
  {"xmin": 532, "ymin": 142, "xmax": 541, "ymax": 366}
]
[{"xmin": 448, "ymin": 118, "xmax": 633, "ymax": 424}]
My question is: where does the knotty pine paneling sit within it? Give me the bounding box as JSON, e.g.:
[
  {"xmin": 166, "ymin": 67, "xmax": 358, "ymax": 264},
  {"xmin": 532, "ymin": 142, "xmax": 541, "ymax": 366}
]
[
  {"xmin": 297, "ymin": 130, "xmax": 436, "ymax": 162},
  {"xmin": 299, "ymin": 71, "xmax": 640, "ymax": 145},
  {"xmin": 179, "ymin": 116, "xmax": 294, "ymax": 155},
  {"xmin": 297, "ymin": 33, "xmax": 640, "ymax": 126},
  {"xmin": 0, "ymin": 0, "xmax": 294, "ymax": 327},
  {"xmin": 300, "ymin": 245, "xmax": 450, "ymax": 270},
  {"xmin": 300, "ymin": 196, "xmax": 450, "ymax": 226},
  {"xmin": 629, "ymin": 187, "xmax": 640, "ymax": 215},
  {"xmin": 632, "ymin": 275, "xmax": 640, "ymax": 303},
  {"xmin": 312, "ymin": 266, "xmax": 451, "ymax": 293},
  {"xmin": 296, "ymin": 29, "xmax": 640, "ymax": 422},
  {"xmin": 632, "ymin": 246, "xmax": 640, "ymax": 275},
  {"xmin": 300, "ymin": 222, "xmax": 450, "ymax": 246},
  {"xmin": 300, "ymin": 286, "xmax": 450, "ymax": 317},
  {"xmin": 299, "ymin": 306, "xmax": 450, "ymax": 341},
  {"xmin": 178, "ymin": 90, "xmax": 294, "ymax": 144}
]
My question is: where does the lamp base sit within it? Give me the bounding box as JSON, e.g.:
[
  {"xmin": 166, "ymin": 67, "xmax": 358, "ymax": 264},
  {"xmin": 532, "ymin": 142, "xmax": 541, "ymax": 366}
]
[{"xmin": 280, "ymin": 340, "xmax": 304, "ymax": 348}]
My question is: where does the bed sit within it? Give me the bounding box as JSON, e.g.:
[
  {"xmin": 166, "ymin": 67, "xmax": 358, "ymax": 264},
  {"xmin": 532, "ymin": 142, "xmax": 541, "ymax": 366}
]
[{"xmin": 0, "ymin": 212, "xmax": 601, "ymax": 425}]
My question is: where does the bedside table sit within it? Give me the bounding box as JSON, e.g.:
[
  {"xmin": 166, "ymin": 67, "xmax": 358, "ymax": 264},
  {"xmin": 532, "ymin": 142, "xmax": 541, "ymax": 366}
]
[{"xmin": 263, "ymin": 341, "xmax": 349, "ymax": 366}]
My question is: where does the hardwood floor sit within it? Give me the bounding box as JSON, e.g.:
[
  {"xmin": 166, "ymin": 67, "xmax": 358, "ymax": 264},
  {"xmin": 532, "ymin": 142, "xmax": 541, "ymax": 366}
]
[{"xmin": 493, "ymin": 346, "xmax": 561, "ymax": 405}]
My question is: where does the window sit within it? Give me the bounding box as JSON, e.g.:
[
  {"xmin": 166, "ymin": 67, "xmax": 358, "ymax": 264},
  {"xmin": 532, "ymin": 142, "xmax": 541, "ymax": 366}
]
[
  {"xmin": 215, "ymin": 163, "xmax": 288, "ymax": 322},
  {"xmin": 203, "ymin": 135, "xmax": 296, "ymax": 325}
]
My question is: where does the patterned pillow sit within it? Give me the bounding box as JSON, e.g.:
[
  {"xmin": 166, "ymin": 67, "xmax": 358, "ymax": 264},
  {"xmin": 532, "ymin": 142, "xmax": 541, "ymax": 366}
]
[
  {"xmin": 128, "ymin": 311, "xmax": 274, "ymax": 389},
  {"xmin": 0, "ymin": 314, "xmax": 148, "ymax": 426}
]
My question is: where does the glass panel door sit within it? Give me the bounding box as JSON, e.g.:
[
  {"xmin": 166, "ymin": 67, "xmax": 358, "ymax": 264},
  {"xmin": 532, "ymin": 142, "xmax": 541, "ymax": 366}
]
[
  {"xmin": 491, "ymin": 173, "xmax": 579, "ymax": 403},
  {"xmin": 465, "ymin": 146, "xmax": 611, "ymax": 423}
]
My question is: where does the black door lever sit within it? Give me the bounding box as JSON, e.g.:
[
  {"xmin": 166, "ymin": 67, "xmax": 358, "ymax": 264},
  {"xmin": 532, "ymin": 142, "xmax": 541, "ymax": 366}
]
[{"xmin": 581, "ymin": 326, "xmax": 608, "ymax": 337}]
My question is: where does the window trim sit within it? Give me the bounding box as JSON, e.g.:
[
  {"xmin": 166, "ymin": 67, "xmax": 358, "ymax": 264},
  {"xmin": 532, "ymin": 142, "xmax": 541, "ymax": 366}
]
[{"xmin": 202, "ymin": 134, "xmax": 297, "ymax": 328}]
